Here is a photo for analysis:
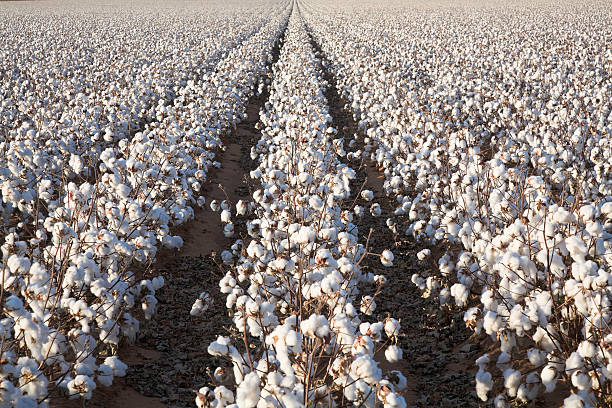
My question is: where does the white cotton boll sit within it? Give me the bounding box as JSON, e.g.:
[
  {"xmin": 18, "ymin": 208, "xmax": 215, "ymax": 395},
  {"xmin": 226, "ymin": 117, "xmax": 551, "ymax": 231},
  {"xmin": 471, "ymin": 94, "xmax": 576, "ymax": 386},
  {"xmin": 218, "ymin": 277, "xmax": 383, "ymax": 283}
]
[
  {"xmin": 67, "ymin": 375, "xmax": 96, "ymax": 399},
  {"xmin": 214, "ymin": 385, "xmax": 234, "ymax": 406},
  {"xmin": 571, "ymin": 370, "xmax": 590, "ymax": 390},
  {"xmin": 224, "ymin": 223, "xmax": 234, "ymax": 238},
  {"xmin": 563, "ymin": 393, "xmax": 589, "ymax": 408},
  {"xmin": 565, "ymin": 236, "xmax": 588, "ymax": 261},
  {"xmin": 236, "ymin": 200, "xmax": 248, "ymax": 216},
  {"xmin": 450, "ymin": 283, "xmax": 469, "ymax": 307},
  {"xmin": 195, "ymin": 387, "xmax": 214, "ymax": 408},
  {"xmin": 221, "ymin": 209, "xmax": 232, "ymax": 223},
  {"xmin": 197, "ymin": 196, "xmax": 206, "ymax": 207},
  {"xmin": 493, "ymin": 394, "xmax": 507, "ymax": 408},
  {"xmin": 370, "ymin": 203, "xmax": 382, "ymax": 217},
  {"xmin": 476, "ymin": 354, "xmax": 490, "ymax": 369},
  {"xmin": 236, "ymin": 372, "xmax": 260, "ymax": 408},
  {"xmin": 300, "ymin": 314, "xmax": 330, "ymax": 339},
  {"xmin": 417, "ymin": 249, "xmax": 431, "ymax": 260},
  {"xmin": 475, "ymin": 369, "xmax": 493, "ymax": 401},
  {"xmin": 389, "ymin": 370, "xmax": 407, "ymax": 391},
  {"xmin": 116, "ymin": 184, "xmax": 131, "ymax": 199},
  {"xmin": 527, "ymin": 348, "xmax": 547, "ymax": 367},
  {"xmin": 385, "ymin": 345, "xmax": 402, "ymax": 363},
  {"xmin": 577, "ymin": 340, "xmax": 597, "ymax": 359},
  {"xmin": 354, "ymin": 205, "xmax": 364, "ymax": 217},
  {"xmin": 541, "ymin": 364, "xmax": 558, "ymax": 392},
  {"xmin": 293, "ymin": 226, "xmax": 316, "ymax": 245},
  {"xmin": 141, "ymin": 294, "xmax": 158, "ymax": 320},
  {"xmin": 565, "ymin": 352, "xmax": 584, "ymax": 373},
  {"xmin": 384, "ymin": 318, "xmax": 400, "ymax": 338},
  {"xmin": 190, "ymin": 292, "xmax": 212, "ymax": 316},
  {"xmin": 309, "ymin": 195, "xmax": 324, "ymax": 211},
  {"xmin": 210, "ymin": 200, "xmax": 220, "ymax": 212},
  {"xmin": 503, "ymin": 368, "xmax": 521, "ymax": 397},
  {"xmin": 360, "ymin": 295, "xmax": 376, "ymax": 315},
  {"xmin": 69, "ymin": 154, "xmax": 84, "ymax": 175},
  {"xmin": 351, "ymin": 355, "xmax": 382, "ymax": 384},
  {"xmin": 361, "ymin": 190, "xmax": 374, "ymax": 201},
  {"xmin": 439, "ymin": 288, "xmax": 450, "ymax": 306},
  {"xmin": 381, "ymin": 250, "xmax": 394, "ymax": 267},
  {"xmin": 97, "ymin": 364, "xmax": 114, "ymax": 387},
  {"xmin": 103, "ymin": 356, "xmax": 127, "ymax": 377}
]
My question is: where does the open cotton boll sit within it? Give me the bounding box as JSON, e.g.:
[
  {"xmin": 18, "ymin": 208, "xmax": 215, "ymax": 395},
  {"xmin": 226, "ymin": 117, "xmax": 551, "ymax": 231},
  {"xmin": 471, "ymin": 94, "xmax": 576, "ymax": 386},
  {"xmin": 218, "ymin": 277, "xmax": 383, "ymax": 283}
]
[
  {"xmin": 220, "ymin": 209, "xmax": 232, "ymax": 223},
  {"xmin": 385, "ymin": 345, "xmax": 403, "ymax": 363},
  {"xmin": 103, "ymin": 356, "xmax": 127, "ymax": 377},
  {"xmin": 384, "ymin": 318, "xmax": 400, "ymax": 338},
  {"xmin": 67, "ymin": 375, "xmax": 97, "ymax": 399},
  {"xmin": 300, "ymin": 314, "xmax": 330, "ymax": 339},
  {"xmin": 450, "ymin": 283, "xmax": 469, "ymax": 307},
  {"xmin": 541, "ymin": 364, "xmax": 559, "ymax": 392},
  {"xmin": 370, "ymin": 203, "xmax": 382, "ymax": 217},
  {"xmin": 503, "ymin": 368, "xmax": 521, "ymax": 397},
  {"xmin": 351, "ymin": 355, "xmax": 382, "ymax": 384},
  {"xmin": 361, "ymin": 190, "xmax": 374, "ymax": 201},
  {"xmin": 236, "ymin": 372, "xmax": 260, "ymax": 408},
  {"xmin": 292, "ymin": 226, "xmax": 316, "ymax": 245},
  {"xmin": 210, "ymin": 200, "xmax": 220, "ymax": 212},
  {"xmin": 381, "ymin": 249, "xmax": 394, "ymax": 267},
  {"xmin": 417, "ymin": 249, "xmax": 431, "ymax": 260},
  {"xmin": 236, "ymin": 200, "xmax": 248, "ymax": 215},
  {"xmin": 475, "ymin": 369, "xmax": 493, "ymax": 401},
  {"xmin": 360, "ymin": 295, "xmax": 376, "ymax": 315},
  {"xmin": 190, "ymin": 292, "xmax": 212, "ymax": 316}
]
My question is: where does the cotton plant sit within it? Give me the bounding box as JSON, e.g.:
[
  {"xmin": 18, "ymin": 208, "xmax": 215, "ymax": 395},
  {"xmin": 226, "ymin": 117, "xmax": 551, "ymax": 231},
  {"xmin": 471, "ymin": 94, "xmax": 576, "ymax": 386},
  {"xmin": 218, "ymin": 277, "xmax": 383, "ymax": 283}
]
[{"xmin": 195, "ymin": 11, "xmax": 406, "ymax": 408}]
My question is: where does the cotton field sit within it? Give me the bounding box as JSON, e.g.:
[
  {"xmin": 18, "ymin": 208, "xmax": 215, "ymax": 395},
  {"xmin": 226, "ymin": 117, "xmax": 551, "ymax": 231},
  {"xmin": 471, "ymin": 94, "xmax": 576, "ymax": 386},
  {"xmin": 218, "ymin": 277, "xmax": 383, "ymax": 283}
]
[{"xmin": 0, "ymin": 0, "xmax": 610, "ymax": 407}]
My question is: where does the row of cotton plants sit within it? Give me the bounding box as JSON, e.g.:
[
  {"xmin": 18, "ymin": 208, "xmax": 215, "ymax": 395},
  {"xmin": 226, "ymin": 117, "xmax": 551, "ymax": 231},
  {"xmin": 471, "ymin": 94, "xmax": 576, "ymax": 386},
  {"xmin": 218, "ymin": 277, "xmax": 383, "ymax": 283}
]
[
  {"xmin": 195, "ymin": 9, "xmax": 406, "ymax": 408},
  {"xmin": 0, "ymin": 2, "xmax": 291, "ymax": 406},
  {"xmin": 303, "ymin": 0, "xmax": 612, "ymax": 406}
]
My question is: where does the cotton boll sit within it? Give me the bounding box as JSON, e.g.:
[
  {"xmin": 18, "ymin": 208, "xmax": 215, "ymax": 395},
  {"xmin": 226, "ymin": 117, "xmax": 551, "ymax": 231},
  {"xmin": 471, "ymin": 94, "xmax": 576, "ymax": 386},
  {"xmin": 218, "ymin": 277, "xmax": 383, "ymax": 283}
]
[
  {"xmin": 384, "ymin": 318, "xmax": 400, "ymax": 338},
  {"xmin": 503, "ymin": 368, "xmax": 521, "ymax": 397},
  {"xmin": 300, "ymin": 314, "xmax": 330, "ymax": 339},
  {"xmin": 563, "ymin": 393, "xmax": 590, "ymax": 408},
  {"xmin": 223, "ymin": 223, "xmax": 234, "ymax": 238},
  {"xmin": 577, "ymin": 340, "xmax": 597, "ymax": 359},
  {"xmin": 361, "ymin": 190, "xmax": 374, "ymax": 201},
  {"xmin": 417, "ymin": 249, "xmax": 431, "ymax": 260},
  {"xmin": 475, "ymin": 369, "xmax": 493, "ymax": 401},
  {"xmin": 191, "ymin": 292, "xmax": 212, "ymax": 316},
  {"xmin": 103, "ymin": 356, "xmax": 127, "ymax": 377},
  {"xmin": 541, "ymin": 364, "xmax": 558, "ymax": 392},
  {"xmin": 220, "ymin": 209, "xmax": 232, "ymax": 223},
  {"xmin": 385, "ymin": 345, "xmax": 402, "ymax": 363},
  {"xmin": 450, "ymin": 283, "xmax": 469, "ymax": 307},
  {"xmin": 195, "ymin": 387, "xmax": 215, "ymax": 408},
  {"xmin": 370, "ymin": 203, "xmax": 382, "ymax": 217},
  {"xmin": 380, "ymin": 250, "xmax": 394, "ymax": 267},
  {"xmin": 67, "ymin": 375, "xmax": 96, "ymax": 399},
  {"xmin": 527, "ymin": 348, "xmax": 547, "ymax": 367},
  {"xmin": 236, "ymin": 372, "xmax": 260, "ymax": 408},
  {"xmin": 236, "ymin": 200, "xmax": 248, "ymax": 215},
  {"xmin": 360, "ymin": 295, "xmax": 376, "ymax": 315}
]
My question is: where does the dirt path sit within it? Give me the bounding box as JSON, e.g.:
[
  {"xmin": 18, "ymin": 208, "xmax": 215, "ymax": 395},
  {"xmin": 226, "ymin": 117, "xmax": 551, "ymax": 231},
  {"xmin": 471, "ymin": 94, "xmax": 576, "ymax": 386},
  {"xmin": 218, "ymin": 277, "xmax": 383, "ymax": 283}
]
[{"xmin": 309, "ymin": 31, "xmax": 480, "ymax": 407}]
